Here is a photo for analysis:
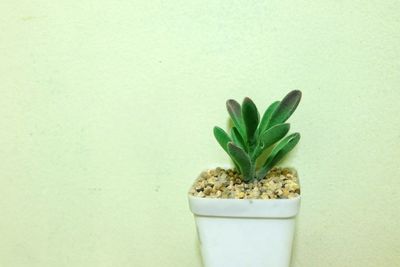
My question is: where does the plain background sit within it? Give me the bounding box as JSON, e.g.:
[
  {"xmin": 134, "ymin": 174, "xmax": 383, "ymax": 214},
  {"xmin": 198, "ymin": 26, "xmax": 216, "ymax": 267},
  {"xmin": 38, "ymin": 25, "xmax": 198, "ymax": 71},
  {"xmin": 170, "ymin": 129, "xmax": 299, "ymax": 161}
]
[{"xmin": 1, "ymin": 1, "xmax": 400, "ymax": 266}]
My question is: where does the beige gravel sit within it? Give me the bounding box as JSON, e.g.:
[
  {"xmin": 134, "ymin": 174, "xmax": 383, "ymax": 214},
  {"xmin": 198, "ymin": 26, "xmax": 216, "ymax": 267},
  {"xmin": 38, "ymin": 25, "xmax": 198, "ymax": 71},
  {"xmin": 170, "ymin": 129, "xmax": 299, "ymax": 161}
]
[{"xmin": 189, "ymin": 167, "xmax": 300, "ymax": 199}]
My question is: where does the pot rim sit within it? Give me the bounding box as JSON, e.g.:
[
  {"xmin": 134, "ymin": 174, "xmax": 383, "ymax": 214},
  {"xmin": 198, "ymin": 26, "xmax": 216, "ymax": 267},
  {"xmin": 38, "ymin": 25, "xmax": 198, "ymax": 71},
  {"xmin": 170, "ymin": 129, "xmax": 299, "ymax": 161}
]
[{"xmin": 188, "ymin": 164, "xmax": 301, "ymax": 218}]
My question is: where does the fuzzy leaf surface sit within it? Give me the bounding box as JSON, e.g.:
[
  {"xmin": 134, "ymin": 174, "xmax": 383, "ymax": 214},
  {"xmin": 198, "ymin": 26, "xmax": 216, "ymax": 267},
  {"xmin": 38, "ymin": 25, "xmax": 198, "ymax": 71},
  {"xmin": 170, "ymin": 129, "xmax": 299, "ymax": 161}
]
[
  {"xmin": 257, "ymin": 132, "xmax": 300, "ymax": 179},
  {"xmin": 231, "ymin": 126, "xmax": 247, "ymax": 151},
  {"xmin": 268, "ymin": 90, "xmax": 301, "ymax": 128},
  {"xmin": 226, "ymin": 99, "xmax": 246, "ymax": 138},
  {"xmin": 242, "ymin": 97, "xmax": 259, "ymax": 145},
  {"xmin": 260, "ymin": 123, "xmax": 290, "ymax": 149},
  {"xmin": 252, "ymin": 123, "xmax": 290, "ymax": 160},
  {"xmin": 257, "ymin": 100, "xmax": 280, "ymax": 136},
  {"xmin": 227, "ymin": 142, "xmax": 253, "ymax": 182},
  {"xmin": 213, "ymin": 126, "xmax": 232, "ymax": 153}
]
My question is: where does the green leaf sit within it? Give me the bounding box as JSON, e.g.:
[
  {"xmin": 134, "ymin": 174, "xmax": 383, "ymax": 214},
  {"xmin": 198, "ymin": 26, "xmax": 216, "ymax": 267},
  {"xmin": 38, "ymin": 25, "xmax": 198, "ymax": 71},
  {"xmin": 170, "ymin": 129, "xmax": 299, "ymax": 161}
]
[
  {"xmin": 260, "ymin": 123, "xmax": 290, "ymax": 149},
  {"xmin": 226, "ymin": 99, "xmax": 246, "ymax": 138},
  {"xmin": 265, "ymin": 132, "xmax": 300, "ymax": 167},
  {"xmin": 242, "ymin": 97, "xmax": 259, "ymax": 145},
  {"xmin": 231, "ymin": 127, "xmax": 247, "ymax": 151},
  {"xmin": 213, "ymin": 126, "xmax": 232, "ymax": 153},
  {"xmin": 256, "ymin": 133, "xmax": 300, "ymax": 179},
  {"xmin": 268, "ymin": 90, "xmax": 302, "ymax": 128},
  {"xmin": 227, "ymin": 142, "xmax": 254, "ymax": 182},
  {"xmin": 252, "ymin": 123, "xmax": 290, "ymax": 160},
  {"xmin": 257, "ymin": 100, "xmax": 280, "ymax": 136}
]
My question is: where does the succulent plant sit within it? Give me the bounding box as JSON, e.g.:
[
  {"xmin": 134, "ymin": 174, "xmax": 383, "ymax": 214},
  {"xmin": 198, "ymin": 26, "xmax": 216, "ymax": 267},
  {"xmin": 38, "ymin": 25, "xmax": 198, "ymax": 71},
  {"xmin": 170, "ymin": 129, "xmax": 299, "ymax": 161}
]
[{"xmin": 213, "ymin": 90, "xmax": 301, "ymax": 182}]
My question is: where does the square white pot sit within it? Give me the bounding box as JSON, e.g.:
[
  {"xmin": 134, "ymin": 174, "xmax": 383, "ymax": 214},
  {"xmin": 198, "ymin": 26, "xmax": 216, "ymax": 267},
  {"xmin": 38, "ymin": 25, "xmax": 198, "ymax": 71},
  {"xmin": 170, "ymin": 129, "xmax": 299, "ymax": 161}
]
[{"xmin": 188, "ymin": 171, "xmax": 301, "ymax": 267}]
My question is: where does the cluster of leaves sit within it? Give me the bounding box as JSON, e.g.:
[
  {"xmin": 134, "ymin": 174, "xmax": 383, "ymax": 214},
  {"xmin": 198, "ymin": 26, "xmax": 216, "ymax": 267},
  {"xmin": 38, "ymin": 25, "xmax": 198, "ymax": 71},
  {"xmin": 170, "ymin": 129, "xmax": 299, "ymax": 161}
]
[{"xmin": 213, "ymin": 90, "xmax": 302, "ymax": 182}]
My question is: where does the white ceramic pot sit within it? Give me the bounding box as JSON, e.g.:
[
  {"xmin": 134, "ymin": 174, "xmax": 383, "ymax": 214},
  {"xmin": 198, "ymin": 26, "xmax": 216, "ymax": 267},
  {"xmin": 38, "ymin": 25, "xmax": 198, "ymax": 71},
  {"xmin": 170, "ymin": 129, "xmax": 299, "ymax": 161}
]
[{"xmin": 188, "ymin": 170, "xmax": 301, "ymax": 267}]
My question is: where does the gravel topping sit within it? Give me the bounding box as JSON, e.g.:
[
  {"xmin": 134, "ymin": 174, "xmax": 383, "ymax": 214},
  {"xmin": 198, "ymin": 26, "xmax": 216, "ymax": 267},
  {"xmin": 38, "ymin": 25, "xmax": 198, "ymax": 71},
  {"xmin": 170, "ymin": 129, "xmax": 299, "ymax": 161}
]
[{"xmin": 189, "ymin": 167, "xmax": 300, "ymax": 199}]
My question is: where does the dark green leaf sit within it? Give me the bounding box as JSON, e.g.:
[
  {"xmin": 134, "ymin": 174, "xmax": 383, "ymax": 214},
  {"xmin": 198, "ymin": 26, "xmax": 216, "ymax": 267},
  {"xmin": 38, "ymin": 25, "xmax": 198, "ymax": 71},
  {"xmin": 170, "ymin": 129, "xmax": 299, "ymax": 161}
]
[
  {"xmin": 227, "ymin": 142, "xmax": 254, "ymax": 182},
  {"xmin": 252, "ymin": 123, "xmax": 290, "ymax": 160},
  {"xmin": 257, "ymin": 100, "xmax": 280, "ymax": 136},
  {"xmin": 213, "ymin": 126, "xmax": 231, "ymax": 153},
  {"xmin": 260, "ymin": 123, "xmax": 290, "ymax": 149},
  {"xmin": 226, "ymin": 99, "xmax": 246, "ymax": 138},
  {"xmin": 242, "ymin": 97, "xmax": 259, "ymax": 144},
  {"xmin": 268, "ymin": 90, "xmax": 302, "ymax": 128},
  {"xmin": 231, "ymin": 127, "xmax": 247, "ymax": 151},
  {"xmin": 256, "ymin": 133, "xmax": 300, "ymax": 179}
]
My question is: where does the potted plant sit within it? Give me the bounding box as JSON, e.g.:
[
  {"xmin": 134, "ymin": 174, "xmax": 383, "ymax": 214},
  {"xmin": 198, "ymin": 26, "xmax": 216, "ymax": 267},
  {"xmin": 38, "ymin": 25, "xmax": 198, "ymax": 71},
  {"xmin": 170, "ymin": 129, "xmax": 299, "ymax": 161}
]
[{"xmin": 188, "ymin": 90, "xmax": 302, "ymax": 267}]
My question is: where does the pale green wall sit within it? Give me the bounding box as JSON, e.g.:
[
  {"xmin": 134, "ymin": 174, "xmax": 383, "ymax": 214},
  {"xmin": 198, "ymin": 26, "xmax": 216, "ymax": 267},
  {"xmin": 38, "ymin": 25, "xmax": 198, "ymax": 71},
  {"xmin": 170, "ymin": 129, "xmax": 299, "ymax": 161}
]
[{"xmin": 1, "ymin": 1, "xmax": 399, "ymax": 266}]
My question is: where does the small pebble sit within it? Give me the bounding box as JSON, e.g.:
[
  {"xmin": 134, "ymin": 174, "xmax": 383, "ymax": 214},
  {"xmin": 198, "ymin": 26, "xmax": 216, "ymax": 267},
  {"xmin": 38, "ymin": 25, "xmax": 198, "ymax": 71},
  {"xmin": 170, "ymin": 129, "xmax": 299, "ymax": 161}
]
[
  {"xmin": 204, "ymin": 186, "xmax": 212, "ymax": 195},
  {"xmin": 237, "ymin": 192, "xmax": 245, "ymax": 199}
]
